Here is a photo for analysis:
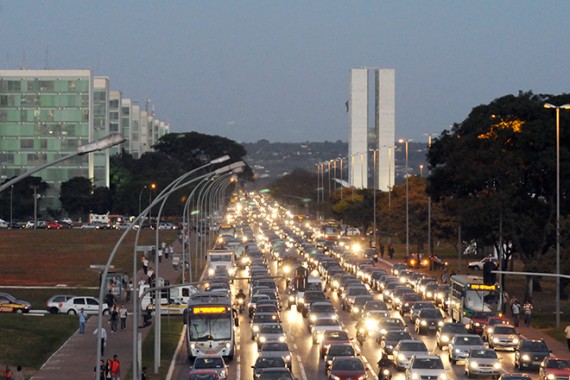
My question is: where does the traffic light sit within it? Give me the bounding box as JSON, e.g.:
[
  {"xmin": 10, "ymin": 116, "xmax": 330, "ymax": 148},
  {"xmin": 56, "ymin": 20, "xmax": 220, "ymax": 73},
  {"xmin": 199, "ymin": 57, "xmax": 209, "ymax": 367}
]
[{"xmin": 483, "ymin": 261, "xmax": 496, "ymax": 285}]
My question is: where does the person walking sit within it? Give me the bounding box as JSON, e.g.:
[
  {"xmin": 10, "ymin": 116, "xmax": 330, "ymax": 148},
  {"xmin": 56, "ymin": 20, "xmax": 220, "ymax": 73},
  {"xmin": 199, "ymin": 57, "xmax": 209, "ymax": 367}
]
[
  {"xmin": 79, "ymin": 307, "xmax": 87, "ymax": 333},
  {"xmin": 119, "ymin": 305, "xmax": 127, "ymax": 330},
  {"xmin": 109, "ymin": 306, "xmax": 119, "ymax": 333},
  {"xmin": 105, "ymin": 359, "xmax": 113, "ymax": 380},
  {"xmin": 12, "ymin": 366, "xmax": 24, "ymax": 380},
  {"xmin": 95, "ymin": 360, "xmax": 106, "ymax": 380},
  {"xmin": 523, "ymin": 300, "xmax": 533, "ymax": 326},
  {"xmin": 110, "ymin": 354, "xmax": 121, "ymax": 380},
  {"xmin": 93, "ymin": 326, "xmax": 107, "ymax": 356},
  {"xmin": 564, "ymin": 324, "xmax": 570, "ymax": 351},
  {"xmin": 142, "ymin": 255, "xmax": 149, "ymax": 275},
  {"xmin": 511, "ymin": 300, "xmax": 521, "ymax": 327},
  {"xmin": 3, "ymin": 365, "xmax": 13, "ymax": 379}
]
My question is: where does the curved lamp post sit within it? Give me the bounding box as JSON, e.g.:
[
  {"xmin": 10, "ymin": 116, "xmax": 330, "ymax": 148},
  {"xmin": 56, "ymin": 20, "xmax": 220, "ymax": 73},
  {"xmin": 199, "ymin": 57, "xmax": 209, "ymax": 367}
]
[
  {"xmin": 398, "ymin": 139, "xmax": 412, "ymax": 256},
  {"xmin": 0, "ymin": 133, "xmax": 125, "ymax": 193}
]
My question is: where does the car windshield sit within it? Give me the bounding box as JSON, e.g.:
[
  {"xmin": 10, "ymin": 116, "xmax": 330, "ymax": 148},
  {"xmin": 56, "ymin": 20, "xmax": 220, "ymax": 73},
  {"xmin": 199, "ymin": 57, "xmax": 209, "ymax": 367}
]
[
  {"xmin": 311, "ymin": 304, "xmax": 334, "ymax": 313},
  {"xmin": 254, "ymin": 314, "xmax": 278, "ymax": 323},
  {"xmin": 332, "ymin": 359, "xmax": 364, "ymax": 371},
  {"xmin": 328, "ymin": 345, "xmax": 355, "ymax": 356},
  {"xmin": 399, "ymin": 341, "xmax": 428, "ymax": 351},
  {"xmin": 522, "ymin": 341, "xmax": 548, "ymax": 351},
  {"xmin": 413, "ymin": 358, "xmax": 444, "ymax": 369},
  {"xmin": 194, "ymin": 357, "xmax": 225, "ymax": 369},
  {"xmin": 443, "ymin": 324, "xmax": 467, "ymax": 333},
  {"xmin": 258, "ymin": 370, "xmax": 293, "ymax": 380},
  {"xmin": 456, "ymin": 336, "xmax": 483, "ymax": 345},
  {"xmin": 262, "ymin": 343, "xmax": 289, "ymax": 352},
  {"xmin": 421, "ymin": 310, "xmax": 441, "ymax": 318},
  {"xmin": 256, "ymin": 357, "xmax": 286, "ymax": 368},
  {"xmin": 324, "ymin": 331, "xmax": 349, "ymax": 341},
  {"xmin": 547, "ymin": 360, "xmax": 570, "ymax": 368},
  {"xmin": 315, "ymin": 319, "xmax": 338, "ymax": 327},
  {"xmin": 260, "ymin": 324, "xmax": 283, "ymax": 333},
  {"xmin": 493, "ymin": 326, "xmax": 516, "ymax": 334},
  {"xmin": 386, "ymin": 331, "xmax": 411, "ymax": 340},
  {"xmin": 470, "ymin": 349, "xmax": 497, "ymax": 358}
]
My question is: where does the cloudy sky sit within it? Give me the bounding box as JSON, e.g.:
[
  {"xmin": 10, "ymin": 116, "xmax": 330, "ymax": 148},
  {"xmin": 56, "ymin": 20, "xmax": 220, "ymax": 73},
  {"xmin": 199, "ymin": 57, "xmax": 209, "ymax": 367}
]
[{"xmin": 2, "ymin": 1, "xmax": 570, "ymax": 143}]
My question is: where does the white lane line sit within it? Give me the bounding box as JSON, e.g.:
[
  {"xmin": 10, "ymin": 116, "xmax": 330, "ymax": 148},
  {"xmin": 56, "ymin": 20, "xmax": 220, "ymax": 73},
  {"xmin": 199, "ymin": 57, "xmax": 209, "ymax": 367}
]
[
  {"xmin": 237, "ymin": 355, "xmax": 241, "ymax": 380},
  {"xmin": 296, "ymin": 354, "xmax": 308, "ymax": 380}
]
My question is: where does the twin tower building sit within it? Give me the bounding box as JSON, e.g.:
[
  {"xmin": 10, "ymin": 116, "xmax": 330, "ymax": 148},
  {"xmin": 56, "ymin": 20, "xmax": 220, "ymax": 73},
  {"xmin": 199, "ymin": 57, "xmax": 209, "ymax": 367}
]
[{"xmin": 348, "ymin": 68, "xmax": 395, "ymax": 192}]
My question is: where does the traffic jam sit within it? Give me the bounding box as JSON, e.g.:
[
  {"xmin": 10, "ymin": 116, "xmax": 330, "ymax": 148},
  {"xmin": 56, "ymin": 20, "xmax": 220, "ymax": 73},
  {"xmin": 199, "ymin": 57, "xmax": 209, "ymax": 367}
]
[{"xmin": 194, "ymin": 193, "xmax": 566, "ymax": 380}]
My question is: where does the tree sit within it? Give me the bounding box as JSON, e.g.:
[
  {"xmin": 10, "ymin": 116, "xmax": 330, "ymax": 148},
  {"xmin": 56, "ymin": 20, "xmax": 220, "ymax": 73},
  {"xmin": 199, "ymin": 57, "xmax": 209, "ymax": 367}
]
[
  {"xmin": 0, "ymin": 176, "xmax": 48, "ymax": 221},
  {"xmin": 60, "ymin": 177, "xmax": 93, "ymax": 218},
  {"xmin": 428, "ymin": 91, "xmax": 570, "ymax": 297}
]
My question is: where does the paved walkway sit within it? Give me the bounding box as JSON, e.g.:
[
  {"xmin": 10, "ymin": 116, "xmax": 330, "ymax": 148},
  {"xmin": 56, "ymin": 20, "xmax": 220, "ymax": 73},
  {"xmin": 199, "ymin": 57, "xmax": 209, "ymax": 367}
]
[{"xmin": 31, "ymin": 238, "xmax": 185, "ymax": 380}]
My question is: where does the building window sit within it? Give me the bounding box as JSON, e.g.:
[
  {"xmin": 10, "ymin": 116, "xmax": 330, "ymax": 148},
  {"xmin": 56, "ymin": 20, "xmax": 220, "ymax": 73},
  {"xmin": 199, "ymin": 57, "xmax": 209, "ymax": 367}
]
[{"xmin": 21, "ymin": 139, "xmax": 34, "ymax": 150}]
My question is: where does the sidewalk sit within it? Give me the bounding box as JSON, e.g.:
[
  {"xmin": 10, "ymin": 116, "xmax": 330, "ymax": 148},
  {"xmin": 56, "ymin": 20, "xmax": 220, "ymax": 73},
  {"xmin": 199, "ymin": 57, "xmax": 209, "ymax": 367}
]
[{"xmin": 31, "ymin": 238, "xmax": 184, "ymax": 380}]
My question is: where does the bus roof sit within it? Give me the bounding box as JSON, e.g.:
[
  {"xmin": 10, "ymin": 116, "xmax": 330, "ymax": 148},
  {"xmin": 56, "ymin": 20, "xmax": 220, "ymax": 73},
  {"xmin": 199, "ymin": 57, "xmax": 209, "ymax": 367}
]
[
  {"xmin": 188, "ymin": 291, "xmax": 231, "ymax": 306},
  {"xmin": 450, "ymin": 275, "xmax": 486, "ymax": 285}
]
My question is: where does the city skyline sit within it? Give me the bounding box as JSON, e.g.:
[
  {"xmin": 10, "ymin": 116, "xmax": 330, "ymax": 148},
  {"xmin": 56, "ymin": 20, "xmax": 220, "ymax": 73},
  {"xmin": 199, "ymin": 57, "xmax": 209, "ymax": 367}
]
[{"xmin": 2, "ymin": 1, "xmax": 570, "ymax": 143}]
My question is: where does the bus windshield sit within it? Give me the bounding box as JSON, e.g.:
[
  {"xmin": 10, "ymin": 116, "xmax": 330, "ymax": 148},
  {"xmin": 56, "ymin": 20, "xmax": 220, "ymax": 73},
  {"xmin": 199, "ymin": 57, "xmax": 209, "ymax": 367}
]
[
  {"xmin": 464, "ymin": 289, "xmax": 500, "ymax": 313},
  {"xmin": 189, "ymin": 317, "xmax": 231, "ymax": 340}
]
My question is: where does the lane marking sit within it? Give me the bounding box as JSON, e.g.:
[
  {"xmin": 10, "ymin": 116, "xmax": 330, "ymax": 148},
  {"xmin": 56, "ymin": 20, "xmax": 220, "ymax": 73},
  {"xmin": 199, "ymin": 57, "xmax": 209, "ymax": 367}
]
[{"xmin": 296, "ymin": 354, "xmax": 308, "ymax": 380}]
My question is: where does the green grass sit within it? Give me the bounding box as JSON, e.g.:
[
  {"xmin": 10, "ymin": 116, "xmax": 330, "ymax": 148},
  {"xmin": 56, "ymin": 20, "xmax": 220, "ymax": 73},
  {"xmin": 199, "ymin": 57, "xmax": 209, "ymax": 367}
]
[{"xmin": 0, "ymin": 314, "xmax": 77, "ymax": 369}]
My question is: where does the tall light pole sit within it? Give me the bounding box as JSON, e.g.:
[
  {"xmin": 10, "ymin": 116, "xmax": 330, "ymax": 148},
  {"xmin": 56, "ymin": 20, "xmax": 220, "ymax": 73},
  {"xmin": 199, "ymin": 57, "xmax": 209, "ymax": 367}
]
[
  {"xmin": 544, "ymin": 103, "xmax": 570, "ymax": 331},
  {"xmin": 399, "ymin": 139, "xmax": 411, "ymax": 255},
  {"xmin": 424, "ymin": 133, "xmax": 435, "ymax": 261},
  {"xmin": 371, "ymin": 149, "xmax": 379, "ymax": 250},
  {"xmin": 138, "ymin": 185, "xmax": 148, "ymax": 216},
  {"xmin": 9, "ymin": 185, "xmax": 13, "ymax": 227}
]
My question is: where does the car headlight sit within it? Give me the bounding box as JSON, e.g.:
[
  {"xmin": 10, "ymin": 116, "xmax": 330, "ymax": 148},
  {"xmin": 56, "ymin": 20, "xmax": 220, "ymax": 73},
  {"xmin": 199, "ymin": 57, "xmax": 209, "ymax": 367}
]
[
  {"xmin": 259, "ymin": 336, "xmax": 266, "ymax": 343},
  {"xmin": 427, "ymin": 292, "xmax": 433, "ymax": 298},
  {"xmin": 493, "ymin": 337, "xmax": 499, "ymax": 343},
  {"xmin": 284, "ymin": 355, "xmax": 291, "ymax": 361},
  {"xmin": 411, "ymin": 373, "xmax": 420, "ymax": 380},
  {"xmin": 513, "ymin": 337, "xmax": 519, "ymax": 344},
  {"xmin": 547, "ymin": 374, "xmax": 555, "ymax": 380},
  {"xmin": 278, "ymin": 336, "xmax": 285, "ymax": 342},
  {"xmin": 474, "ymin": 322, "xmax": 480, "ymax": 327},
  {"xmin": 352, "ymin": 307, "xmax": 359, "ymax": 313},
  {"xmin": 421, "ymin": 320, "xmax": 427, "ymax": 326},
  {"xmin": 487, "ymin": 327, "xmax": 493, "ymax": 333},
  {"xmin": 493, "ymin": 362, "xmax": 501, "ymax": 370},
  {"xmin": 382, "ymin": 369, "xmax": 391, "ymax": 376},
  {"xmin": 470, "ymin": 361, "xmax": 479, "ymax": 369},
  {"xmin": 521, "ymin": 354, "xmax": 530, "ymax": 361},
  {"xmin": 438, "ymin": 374, "xmax": 448, "ymax": 380},
  {"xmin": 365, "ymin": 319, "xmax": 377, "ymax": 330},
  {"xmin": 330, "ymin": 375, "xmax": 340, "ymax": 380},
  {"xmin": 220, "ymin": 370, "xmax": 226, "ymax": 378},
  {"xmin": 190, "ymin": 343, "xmax": 196, "ymax": 349},
  {"xmin": 455, "ymin": 348, "xmax": 461, "ymax": 354},
  {"xmin": 438, "ymin": 321, "xmax": 444, "ymax": 326},
  {"xmin": 441, "ymin": 335, "xmax": 449, "ymax": 342},
  {"xmin": 398, "ymin": 353, "xmax": 406, "ymax": 361},
  {"xmin": 394, "ymin": 298, "xmax": 401, "ymax": 304},
  {"xmin": 358, "ymin": 327, "xmax": 366, "ymax": 334},
  {"xmin": 288, "ymin": 295, "xmax": 294, "ymax": 301},
  {"xmin": 310, "ymin": 315, "xmax": 317, "ymax": 322},
  {"xmin": 298, "ymin": 298, "xmax": 304, "ymax": 304},
  {"xmin": 380, "ymin": 329, "xmax": 387, "ymax": 335}
]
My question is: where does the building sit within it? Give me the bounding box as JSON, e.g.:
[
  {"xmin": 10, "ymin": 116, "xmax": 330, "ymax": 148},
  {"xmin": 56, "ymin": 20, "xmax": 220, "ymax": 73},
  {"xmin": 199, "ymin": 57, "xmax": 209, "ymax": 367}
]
[
  {"xmin": 0, "ymin": 69, "xmax": 170, "ymax": 212},
  {"xmin": 348, "ymin": 68, "xmax": 395, "ymax": 191}
]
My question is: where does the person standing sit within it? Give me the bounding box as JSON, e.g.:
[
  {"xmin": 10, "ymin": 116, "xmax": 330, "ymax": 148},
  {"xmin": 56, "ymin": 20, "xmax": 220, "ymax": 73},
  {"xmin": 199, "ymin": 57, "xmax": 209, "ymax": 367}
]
[
  {"xmin": 119, "ymin": 305, "xmax": 127, "ymax": 330},
  {"xmin": 110, "ymin": 354, "xmax": 121, "ymax": 380},
  {"xmin": 95, "ymin": 360, "xmax": 106, "ymax": 380},
  {"xmin": 3, "ymin": 365, "xmax": 13, "ymax": 379},
  {"xmin": 12, "ymin": 366, "xmax": 24, "ymax": 380},
  {"xmin": 511, "ymin": 300, "xmax": 521, "ymax": 327},
  {"xmin": 93, "ymin": 326, "xmax": 107, "ymax": 356},
  {"xmin": 79, "ymin": 307, "xmax": 87, "ymax": 334},
  {"xmin": 109, "ymin": 306, "xmax": 119, "ymax": 333},
  {"xmin": 142, "ymin": 255, "xmax": 149, "ymax": 275},
  {"xmin": 564, "ymin": 324, "xmax": 570, "ymax": 351},
  {"xmin": 523, "ymin": 300, "xmax": 533, "ymax": 326}
]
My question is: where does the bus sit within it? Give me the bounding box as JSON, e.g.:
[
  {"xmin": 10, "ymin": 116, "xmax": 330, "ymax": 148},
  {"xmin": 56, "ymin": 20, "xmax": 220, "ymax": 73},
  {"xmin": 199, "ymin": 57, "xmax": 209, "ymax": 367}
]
[
  {"xmin": 448, "ymin": 275, "xmax": 502, "ymax": 324},
  {"xmin": 184, "ymin": 291, "xmax": 236, "ymax": 360},
  {"xmin": 207, "ymin": 249, "xmax": 236, "ymax": 278},
  {"xmin": 320, "ymin": 220, "xmax": 340, "ymax": 241}
]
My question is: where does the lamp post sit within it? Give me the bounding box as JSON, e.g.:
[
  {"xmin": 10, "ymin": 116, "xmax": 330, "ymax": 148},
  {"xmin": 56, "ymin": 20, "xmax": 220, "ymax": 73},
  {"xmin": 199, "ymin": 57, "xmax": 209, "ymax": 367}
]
[
  {"xmin": 424, "ymin": 133, "xmax": 435, "ymax": 261},
  {"xmin": 399, "ymin": 139, "xmax": 411, "ymax": 256},
  {"xmin": 138, "ymin": 185, "xmax": 147, "ymax": 216},
  {"xmin": 544, "ymin": 102, "xmax": 570, "ymax": 331},
  {"xmin": 370, "ymin": 148, "xmax": 379, "ymax": 250},
  {"xmin": 0, "ymin": 133, "xmax": 125, "ymax": 193},
  {"xmin": 9, "ymin": 185, "xmax": 13, "ymax": 227}
]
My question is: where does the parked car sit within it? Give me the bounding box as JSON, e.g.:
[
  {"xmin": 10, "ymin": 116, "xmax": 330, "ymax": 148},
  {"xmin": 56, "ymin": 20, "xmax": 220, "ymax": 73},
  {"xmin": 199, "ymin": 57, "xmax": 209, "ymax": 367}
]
[
  {"xmin": 468, "ymin": 256, "xmax": 498, "ymax": 271},
  {"xmin": 0, "ymin": 219, "xmax": 8, "ymax": 228},
  {"xmin": 0, "ymin": 292, "xmax": 31, "ymax": 313},
  {"xmin": 58, "ymin": 296, "xmax": 109, "ymax": 315},
  {"xmin": 45, "ymin": 294, "xmax": 76, "ymax": 314}
]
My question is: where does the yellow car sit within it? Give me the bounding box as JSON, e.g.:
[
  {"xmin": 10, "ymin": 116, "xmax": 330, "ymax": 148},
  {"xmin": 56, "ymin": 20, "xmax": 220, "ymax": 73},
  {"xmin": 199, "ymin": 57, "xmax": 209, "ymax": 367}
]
[{"xmin": 0, "ymin": 292, "xmax": 31, "ymax": 313}]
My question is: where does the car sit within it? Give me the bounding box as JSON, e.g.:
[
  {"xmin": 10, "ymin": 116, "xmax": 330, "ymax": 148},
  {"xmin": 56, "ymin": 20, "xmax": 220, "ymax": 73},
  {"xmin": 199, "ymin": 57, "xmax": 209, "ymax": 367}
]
[
  {"xmin": 414, "ymin": 308, "xmax": 444, "ymax": 335},
  {"xmin": 392, "ymin": 339, "xmax": 429, "ymax": 369},
  {"xmin": 375, "ymin": 317, "xmax": 407, "ymax": 343},
  {"xmin": 514, "ymin": 339, "xmax": 551, "ymax": 371},
  {"xmin": 468, "ymin": 256, "xmax": 498, "ymax": 271},
  {"xmin": 319, "ymin": 330, "xmax": 351, "ymax": 358},
  {"xmin": 45, "ymin": 294, "xmax": 76, "ymax": 314},
  {"xmin": 381, "ymin": 330, "xmax": 412, "ymax": 356},
  {"xmin": 464, "ymin": 348, "xmax": 501, "ymax": 378},
  {"xmin": 307, "ymin": 301, "xmax": 336, "ymax": 328},
  {"xmin": 397, "ymin": 292, "xmax": 421, "ymax": 315},
  {"xmin": 487, "ymin": 324, "xmax": 519, "ymax": 350},
  {"xmin": 323, "ymin": 344, "xmax": 357, "ymax": 373},
  {"xmin": 256, "ymin": 323, "xmax": 286, "ymax": 349},
  {"xmin": 405, "ymin": 253, "xmax": 430, "ymax": 269},
  {"xmin": 190, "ymin": 355, "xmax": 228, "ymax": 380},
  {"xmin": 310, "ymin": 317, "xmax": 342, "ymax": 343},
  {"xmin": 257, "ymin": 342, "xmax": 293, "ymax": 371},
  {"xmin": 538, "ymin": 357, "xmax": 570, "ymax": 380},
  {"xmin": 405, "ymin": 354, "xmax": 448, "ymax": 380},
  {"xmin": 498, "ymin": 375, "xmax": 531, "ymax": 380},
  {"xmin": 0, "ymin": 219, "xmax": 8, "ymax": 228},
  {"xmin": 448, "ymin": 334, "xmax": 486, "ymax": 365},
  {"xmin": 252, "ymin": 356, "xmax": 287, "ymax": 380},
  {"xmin": 436, "ymin": 322, "xmax": 468, "ymax": 350},
  {"xmin": 188, "ymin": 369, "xmax": 220, "ymax": 380},
  {"xmin": 251, "ymin": 313, "xmax": 280, "ymax": 339},
  {"xmin": 327, "ymin": 357, "xmax": 367, "ymax": 380},
  {"xmin": 466, "ymin": 311, "xmax": 491, "ymax": 335},
  {"xmin": 483, "ymin": 316, "xmax": 511, "ymax": 342},
  {"xmin": 409, "ymin": 301, "xmax": 437, "ymax": 324},
  {"xmin": 258, "ymin": 368, "xmax": 295, "ymax": 380},
  {"xmin": 435, "ymin": 284, "xmax": 450, "ymax": 310},
  {"xmin": 57, "ymin": 296, "xmax": 109, "ymax": 315},
  {"xmin": 0, "ymin": 292, "xmax": 31, "ymax": 313}
]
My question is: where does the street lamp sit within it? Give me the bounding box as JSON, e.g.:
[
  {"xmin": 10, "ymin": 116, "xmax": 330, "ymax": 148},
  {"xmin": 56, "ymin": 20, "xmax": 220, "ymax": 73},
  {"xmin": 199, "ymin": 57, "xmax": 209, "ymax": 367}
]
[
  {"xmin": 0, "ymin": 132, "xmax": 125, "ymax": 193},
  {"xmin": 543, "ymin": 102, "xmax": 570, "ymax": 331},
  {"xmin": 424, "ymin": 133, "xmax": 435, "ymax": 261},
  {"xmin": 138, "ymin": 185, "xmax": 147, "ymax": 216},
  {"xmin": 399, "ymin": 139, "xmax": 412, "ymax": 256}
]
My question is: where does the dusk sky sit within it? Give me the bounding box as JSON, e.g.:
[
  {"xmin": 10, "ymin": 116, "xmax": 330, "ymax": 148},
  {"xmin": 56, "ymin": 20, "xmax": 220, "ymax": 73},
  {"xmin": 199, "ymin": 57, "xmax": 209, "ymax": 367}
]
[{"xmin": 2, "ymin": 1, "xmax": 570, "ymax": 143}]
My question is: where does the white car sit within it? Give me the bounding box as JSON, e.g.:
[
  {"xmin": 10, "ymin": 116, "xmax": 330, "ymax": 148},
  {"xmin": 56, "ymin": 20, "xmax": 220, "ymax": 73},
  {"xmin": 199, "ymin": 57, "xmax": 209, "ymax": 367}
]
[
  {"xmin": 406, "ymin": 354, "xmax": 449, "ymax": 380},
  {"xmin": 392, "ymin": 339, "xmax": 429, "ymax": 369},
  {"xmin": 468, "ymin": 256, "xmax": 498, "ymax": 271},
  {"xmin": 58, "ymin": 296, "xmax": 109, "ymax": 315},
  {"xmin": 464, "ymin": 348, "xmax": 501, "ymax": 378},
  {"xmin": 0, "ymin": 219, "xmax": 8, "ymax": 229}
]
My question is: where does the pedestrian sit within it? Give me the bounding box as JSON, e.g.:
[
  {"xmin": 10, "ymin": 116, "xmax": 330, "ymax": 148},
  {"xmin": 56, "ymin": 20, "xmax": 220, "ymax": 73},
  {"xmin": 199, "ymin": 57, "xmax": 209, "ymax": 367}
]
[
  {"xmin": 147, "ymin": 266, "xmax": 154, "ymax": 284},
  {"xmin": 119, "ymin": 304, "xmax": 127, "ymax": 330},
  {"xmin": 93, "ymin": 326, "xmax": 107, "ymax": 356},
  {"xmin": 95, "ymin": 359, "xmax": 106, "ymax": 380},
  {"xmin": 141, "ymin": 366, "xmax": 148, "ymax": 380},
  {"xmin": 142, "ymin": 255, "xmax": 149, "ymax": 275},
  {"xmin": 104, "ymin": 291, "xmax": 115, "ymax": 309},
  {"xmin": 380, "ymin": 243, "xmax": 385, "ymax": 258},
  {"xmin": 523, "ymin": 300, "xmax": 533, "ymax": 326},
  {"xmin": 105, "ymin": 359, "xmax": 113, "ymax": 380},
  {"xmin": 3, "ymin": 365, "xmax": 13, "ymax": 379},
  {"xmin": 509, "ymin": 296, "xmax": 518, "ymax": 316},
  {"xmin": 109, "ymin": 305, "xmax": 119, "ymax": 333},
  {"xmin": 564, "ymin": 324, "xmax": 570, "ymax": 351},
  {"xmin": 441, "ymin": 273, "xmax": 449, "ymax": 284},
  {"xmin": 110, "ymin": 354, "xmax": 121, "ymax": 380},
  {"xmin": 158, "ymin": 248, "xmax": 163, "ymax": 263},
  {"xmin": 79, "ymin": 307, "xmax": 87, "ymax": 333},
  {"xmin": 12, "ymin": 366, "xmax": 24, "ymax": 380},
  {"xmin": 388, "ymin": 245, "xmax": 394, "ymax": 259},
  {"xmin": 511, "ymin": 300, "xmax": 521, "ymax": 327}
]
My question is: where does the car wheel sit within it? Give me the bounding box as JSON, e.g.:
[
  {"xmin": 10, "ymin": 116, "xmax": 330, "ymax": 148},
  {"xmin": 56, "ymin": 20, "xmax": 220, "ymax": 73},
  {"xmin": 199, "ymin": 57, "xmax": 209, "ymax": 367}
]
[
  {"xmin": 68, "ymin": 309, "xmax": 77, "ymax": 315},
  {"xmin": 472, "ymin": 267, "xmax": 479, "ymax": 271}
]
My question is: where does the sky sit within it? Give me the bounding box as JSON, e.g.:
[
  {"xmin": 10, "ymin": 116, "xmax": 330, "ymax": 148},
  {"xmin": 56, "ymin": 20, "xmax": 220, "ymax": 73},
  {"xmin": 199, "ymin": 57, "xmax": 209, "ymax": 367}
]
[{"xmin": 2, "ymin": 1, "xmax": 570, "ymax": 143}]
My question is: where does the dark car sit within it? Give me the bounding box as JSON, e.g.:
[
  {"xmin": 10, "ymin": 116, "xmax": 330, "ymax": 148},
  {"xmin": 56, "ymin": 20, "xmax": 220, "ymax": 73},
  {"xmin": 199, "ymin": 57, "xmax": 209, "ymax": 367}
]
[
  {"xmin": 515, "ymin": 339, "xmax": 551, "ymax": 370},
  {"xmin": 258, "ymin": 368, "xmax": 295, "ymax": 380},
  {"xmin": 327, "ymin": 357, "xmax": 367, "ymax": 380},
  {"xmin": 414, "ymin": 308, "xmax": 444, "ymax": 335},
  {"xmin": 252, "ymin": 357, "xmax": 287, "ymax": 380},
  {"xmin": 319, "ymin": 330, "xmax": 351, "ymax": 358},
  {"xmin": 380, "ymin": 330, "xmax": 412, "ymax": 356},
  {"xmin": 436, "ymin": 322, "xmax": 468, "ymax": 349},
  {"xmin": 323, "ymin": 344, "xmax": 357, "ymax": 373}
]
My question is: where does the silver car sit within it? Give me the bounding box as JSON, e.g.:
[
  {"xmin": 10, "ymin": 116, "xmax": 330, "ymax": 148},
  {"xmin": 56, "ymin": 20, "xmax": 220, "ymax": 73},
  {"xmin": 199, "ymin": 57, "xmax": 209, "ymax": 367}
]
[
  {"xmin": 257, "ymin": 342, "xmax": 293, "ymax": 370},
  {"xmin": 256, "ymin": 323, "xmax": 286, "ymax": 349},
  {"xmin": 392, "ymin": 339, "xmax": 429, "ymax": 369},
  {"xmin": 464, "ymin": 348, "xmax": 501, "ymax": 378},
  {"xmin": 488, "ymin": 324, "xmax": 520, "ymax": 350},
  {"xmin": 405, "ymin": 354, "xmax": 449, "ymax": 380},
  {"xmin": 448, "ymin": 334, "xmax": 486, "ymax": 364}
]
